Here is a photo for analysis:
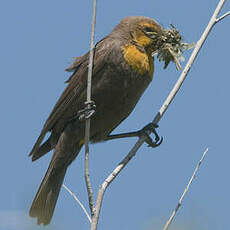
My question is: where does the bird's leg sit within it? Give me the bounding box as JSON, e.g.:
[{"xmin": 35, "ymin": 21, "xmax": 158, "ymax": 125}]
[
  {"xmin": 105, "ymin": 122, "xmax": 163, "ymax": 148},
  {"xmin": 77, "ymin": 101, "xmax": 96, "ymax": 121}
]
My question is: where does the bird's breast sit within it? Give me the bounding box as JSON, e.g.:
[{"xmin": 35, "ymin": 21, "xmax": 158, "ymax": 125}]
[
  {"xmin": 89, "ymin": 62, "xmax": 152, "ymax": 142},
  {"xmin": 122, "ymin": 44, "xmax": 154, "ymax": 79}
]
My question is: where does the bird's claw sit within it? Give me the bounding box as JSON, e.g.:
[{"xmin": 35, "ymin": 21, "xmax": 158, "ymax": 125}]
[
  {"xmin": 138, "ymin": 122, "xmax": 163, "ymax": 148},
  {"xmin": 77, "ymin": 101, "xmax": 96, "ymax": 121}
]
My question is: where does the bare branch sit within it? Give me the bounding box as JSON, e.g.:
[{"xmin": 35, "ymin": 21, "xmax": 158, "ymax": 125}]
[
  {"xmin": 84, "ymin": 140, "xmax": 94, "ymax": 216},
  {"xmin": 84, "ymin": 0, "xmax": 98, "ymax": 217},
  {"xmin": 162, "ymin": 148, "xmax": 209, "ymax": 230},
  {"xmin": 216, "ymin": 11, "xmax": 230, "ymax": 23},
  {"xmin": 62, "ymin": 184, "xmax": 91, "ymax": 223}
]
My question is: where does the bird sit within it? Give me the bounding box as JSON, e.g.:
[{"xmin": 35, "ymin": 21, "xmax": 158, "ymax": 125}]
[{"xmin": 29, "ymin": 16, "xmax": 165, "ymax": 225}]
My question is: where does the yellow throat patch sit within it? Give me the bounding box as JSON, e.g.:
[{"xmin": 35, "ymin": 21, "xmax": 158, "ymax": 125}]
[{"xmin": 122, "ymin": 44, "xmax": 154, "ymax": 79}]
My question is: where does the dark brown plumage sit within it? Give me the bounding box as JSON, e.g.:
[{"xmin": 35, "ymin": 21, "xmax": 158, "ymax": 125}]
[{"xmin": 29, "ymin": 16, "xmax": 163, "ymax": 225}]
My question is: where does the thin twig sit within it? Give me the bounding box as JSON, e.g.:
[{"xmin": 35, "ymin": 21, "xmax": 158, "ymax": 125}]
[
  {"xmin": 62, "ymin": 184, "xmax": 91, "ymax": 223},
  {"xmin": 84, "ymin": 0, "xmax": 97, "ymax": 217},
  {"xmin": 90, "ymin": 1, "xmax": 228, "ymax": 229},
  {"xmin": 162, "ymin": 148, "xmax": 209, "ymax": 230},
  {"xmin": 216, "ymin": 11, "xmax": 230, "ymax": 23}
]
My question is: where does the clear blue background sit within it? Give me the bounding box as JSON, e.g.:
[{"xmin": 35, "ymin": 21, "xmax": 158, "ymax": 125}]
[{"xmin": 0, "ymin": 0, "xmax": 230, "ymax": 229}]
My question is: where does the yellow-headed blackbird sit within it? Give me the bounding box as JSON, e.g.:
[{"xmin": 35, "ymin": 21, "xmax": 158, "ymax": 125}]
[{"xmin": 29, "ymin": 16, "xmax": 165, "ymax": 225}]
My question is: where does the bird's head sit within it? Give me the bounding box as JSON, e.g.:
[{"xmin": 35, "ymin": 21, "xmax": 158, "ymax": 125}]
[
  {"xmin": 112, "ymin": 16, "xmax": 163, "ymax": 53},
  {"xmin": 112, "ymin": 16, "xmax": 194, "ymax": 70}
]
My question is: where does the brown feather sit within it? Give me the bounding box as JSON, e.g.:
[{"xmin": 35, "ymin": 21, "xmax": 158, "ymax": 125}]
[{"xmin": 29, "ymin": 16, "xmax": 163, "ymax": 225}]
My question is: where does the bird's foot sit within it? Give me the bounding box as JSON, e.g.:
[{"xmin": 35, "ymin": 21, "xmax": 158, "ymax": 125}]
[
  {"xmin": 137, "ymin": 122, "xmax": 163, "ymax": 148},
  {"xmin": 77, "ymin": 101, "xmax": 96, "ymax": 121},
  {"xmin": 105, "ymin": 122, "xmax": 163, "ymax": 148}
]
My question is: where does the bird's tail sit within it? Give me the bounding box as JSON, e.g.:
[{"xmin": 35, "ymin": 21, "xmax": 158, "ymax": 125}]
[
  {"xmin": 29, "ymin": 139, "xmax": 83, "ymax": 225},
  {"xmin": 29, "ymin": 164, "xmax": 67, "ymax": 225}
]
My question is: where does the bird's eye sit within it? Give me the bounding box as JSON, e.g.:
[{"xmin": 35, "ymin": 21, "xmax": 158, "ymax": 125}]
[
  {"xmin": 143, "ymin": 27, "xmax": 157, "ymax": 37},
  {"xmin": 144, "ymin": 27, "xmax": 155, "ymax": 33}
]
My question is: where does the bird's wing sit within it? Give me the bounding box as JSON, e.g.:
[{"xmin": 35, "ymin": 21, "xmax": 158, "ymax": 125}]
[
  {"xmin": 29, "ymin": 36, "xmax": 115, "ymax": 156},
  {"xmin": 44, "ymin": 37, "xmax": 112, "ymax": 131}
]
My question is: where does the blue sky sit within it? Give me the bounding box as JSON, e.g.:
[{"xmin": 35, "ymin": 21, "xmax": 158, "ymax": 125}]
[{"xmin": 1, "ymin": 0, "xmax": 230, "ymax": 230}]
